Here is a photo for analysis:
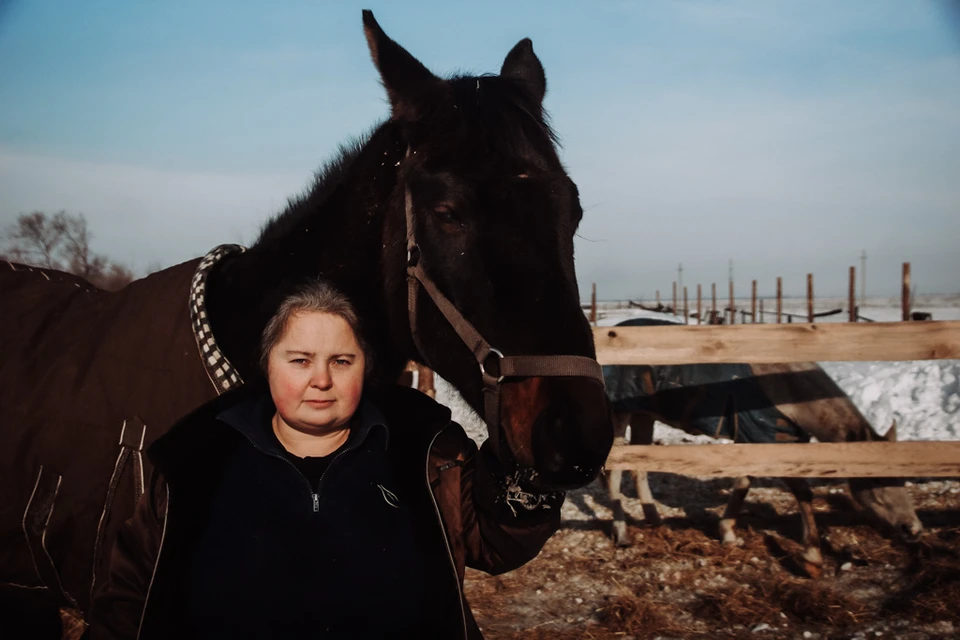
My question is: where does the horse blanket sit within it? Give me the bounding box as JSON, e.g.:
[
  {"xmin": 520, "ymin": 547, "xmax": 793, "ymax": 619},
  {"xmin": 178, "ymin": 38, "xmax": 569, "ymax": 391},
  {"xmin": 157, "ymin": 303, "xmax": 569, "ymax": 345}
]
[
  {"xmin": 0, "ymin": 246, "xmax": 243, "ymax": 615},
  {"xmin": 601, "ymin": 318, "xmax": 806, "ymax": 444}
]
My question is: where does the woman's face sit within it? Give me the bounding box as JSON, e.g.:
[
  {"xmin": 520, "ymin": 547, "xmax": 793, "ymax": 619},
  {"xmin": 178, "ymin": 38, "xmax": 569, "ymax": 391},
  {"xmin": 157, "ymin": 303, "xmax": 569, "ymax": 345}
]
[{"xmin": 267, "ymin": 311, "xmax": 366, "ymax": 434}]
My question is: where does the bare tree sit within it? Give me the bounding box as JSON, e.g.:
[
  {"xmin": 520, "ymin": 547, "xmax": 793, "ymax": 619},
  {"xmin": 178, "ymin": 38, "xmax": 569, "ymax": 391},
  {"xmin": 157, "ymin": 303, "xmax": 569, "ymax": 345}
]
[
  {"xmin": 3, "ymin": 211, "xmax": 135, "ymax": 291},
  {"xmin": 93, "ymin": 263, "xmax": 135, "ymax": 292},
  {"xmin": 5, "ymin": 211, "xmax": 65, "ymax": 268}
]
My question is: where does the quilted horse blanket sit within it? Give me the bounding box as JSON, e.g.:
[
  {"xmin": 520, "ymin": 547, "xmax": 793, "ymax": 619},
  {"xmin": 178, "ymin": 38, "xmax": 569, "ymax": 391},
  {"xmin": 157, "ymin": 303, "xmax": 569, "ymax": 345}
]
[
  {"xmin": 0, "ymin": 245, "xmax": 243, "ymax": 616},
  {"xmin": 602, "ymin": 318, "xmax": 806, "ymax": 444}
]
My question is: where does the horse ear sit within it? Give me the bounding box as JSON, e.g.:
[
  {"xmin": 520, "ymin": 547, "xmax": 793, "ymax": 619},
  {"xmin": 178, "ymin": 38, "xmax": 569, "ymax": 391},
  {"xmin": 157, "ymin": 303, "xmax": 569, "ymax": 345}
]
[
  {"xmin": 500, "ymin": 38, "xmax": 546, "ymax": 107},
  {"xmin": 884, "ymin": 420, "xmax": 898, "ymax": 442},
  {"xmin": 362, "ymin": 10, "xmax": 438, "ymax": 121}
]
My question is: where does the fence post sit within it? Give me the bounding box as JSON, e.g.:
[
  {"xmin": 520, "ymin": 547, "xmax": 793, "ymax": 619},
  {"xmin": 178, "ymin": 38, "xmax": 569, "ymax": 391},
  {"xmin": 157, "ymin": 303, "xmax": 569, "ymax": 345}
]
[
  {"xmin": 590, "ymin": 282, "xmax": 597, "ymax": 326},
  {"xmin": 807, "ymin": 273, "xmax": 814, "ymax": 323},
  {"xmin": 902, "ymin": 262, "xmax": 911, "ymax": 321},
  {"xmin": 711, "ymin": 283, "xmax": 717, "ymax": 323},
  {"xmin": 751, "ymin": 280, "xmax": 757, "ymax": 324},
  {"xmin": 697, "ymin": 284, "xmax": 702, "ymax": 325},
  {"xmin": 673, "ymin": 281, "xmax": 678, "ymax": 317},
  {"xmin": 683, "ymin": 286, "xmax": 688, "ymax": 324},
  {"xmin": 416, "ymin": 364, "xmax": 436, "ymax": 398},
  {"xmin": 656, "ymin": 290, "xmax": 660, "ymax": 308},
  {"xmin": 729, "ymin": 280, "xmax": 735, "ymax": 325},
  {"xmin": 849, "ymin": 266, "xmax": 857, "ymax": 322},
  {"xmin": 776, "ymin": 277, "xmax": 782, "ymax": 324},
  {"xmin": 759, "ymin": 298, "xmax": 764, "ymax": 324}
]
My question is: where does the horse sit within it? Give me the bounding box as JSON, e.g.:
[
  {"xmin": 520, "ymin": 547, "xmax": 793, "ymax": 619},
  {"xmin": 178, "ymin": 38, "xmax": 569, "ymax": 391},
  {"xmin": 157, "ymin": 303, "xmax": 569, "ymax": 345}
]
[
  {"xmin": 602, "ymin": 317, "xmax": 922, "ymax": 577},
  {"xmin": 0, "ymin": 11, "xmax": 612, "ymax": 633}
]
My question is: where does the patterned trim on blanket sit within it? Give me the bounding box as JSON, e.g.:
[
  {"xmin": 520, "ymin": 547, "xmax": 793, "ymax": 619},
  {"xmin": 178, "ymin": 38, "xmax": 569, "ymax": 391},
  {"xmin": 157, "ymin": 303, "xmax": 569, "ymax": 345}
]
[{"xmin": 189, "ymin": 244, "xmax": 246, "ymax": 395}]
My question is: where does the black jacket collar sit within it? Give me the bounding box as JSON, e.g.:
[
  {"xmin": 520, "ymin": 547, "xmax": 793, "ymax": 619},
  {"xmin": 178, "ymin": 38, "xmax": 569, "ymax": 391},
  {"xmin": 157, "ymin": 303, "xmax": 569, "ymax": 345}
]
[
  {"xmin": 216, "ymin": 392, "xmax": 391, "ymax": 455},
  {"xmin": 148, "ymin": 381, "xmax": 454, "ymax": 481}
]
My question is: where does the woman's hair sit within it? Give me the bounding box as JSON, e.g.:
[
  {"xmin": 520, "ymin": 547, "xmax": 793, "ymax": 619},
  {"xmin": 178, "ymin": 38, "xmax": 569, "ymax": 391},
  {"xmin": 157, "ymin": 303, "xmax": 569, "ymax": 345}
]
[{"xmin": 259, "ymin": 281, "xmax": 373, "ymax": 377}]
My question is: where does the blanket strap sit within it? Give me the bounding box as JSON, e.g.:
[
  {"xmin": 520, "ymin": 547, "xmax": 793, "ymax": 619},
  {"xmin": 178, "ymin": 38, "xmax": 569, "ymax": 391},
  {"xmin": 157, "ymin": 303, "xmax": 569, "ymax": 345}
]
[{"xmin": 89, "ymin": 417, "xmax": 147, "ymax": 604}]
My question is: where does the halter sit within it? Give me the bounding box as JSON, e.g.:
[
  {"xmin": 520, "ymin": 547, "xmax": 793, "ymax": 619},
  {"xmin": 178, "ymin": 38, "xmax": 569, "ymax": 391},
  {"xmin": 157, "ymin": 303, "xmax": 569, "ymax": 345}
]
[{"xmin": 402, "ymin": 162, "xmax": 605, "ymax": 463}]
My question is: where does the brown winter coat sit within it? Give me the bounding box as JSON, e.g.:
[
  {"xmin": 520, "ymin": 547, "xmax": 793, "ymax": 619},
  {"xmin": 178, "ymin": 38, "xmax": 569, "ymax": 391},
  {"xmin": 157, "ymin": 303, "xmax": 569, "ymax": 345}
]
[{"xmin": 87, "ymin": 383, "xmax": 562, "ymax": 639}]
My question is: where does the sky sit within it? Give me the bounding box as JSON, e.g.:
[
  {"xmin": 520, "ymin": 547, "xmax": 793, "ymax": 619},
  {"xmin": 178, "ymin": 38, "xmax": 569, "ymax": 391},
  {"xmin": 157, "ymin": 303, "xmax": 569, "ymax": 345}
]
[{"xmin": 1, "ymin": 0, "xmax": 958, "ymax": 299}]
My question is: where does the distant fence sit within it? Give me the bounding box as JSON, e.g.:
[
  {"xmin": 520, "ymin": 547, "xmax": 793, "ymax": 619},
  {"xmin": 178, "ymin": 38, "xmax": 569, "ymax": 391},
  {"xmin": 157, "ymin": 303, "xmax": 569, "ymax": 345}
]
[{"xmin": 591, "ymin": 261, "xmax": 926, "ymax": 326}]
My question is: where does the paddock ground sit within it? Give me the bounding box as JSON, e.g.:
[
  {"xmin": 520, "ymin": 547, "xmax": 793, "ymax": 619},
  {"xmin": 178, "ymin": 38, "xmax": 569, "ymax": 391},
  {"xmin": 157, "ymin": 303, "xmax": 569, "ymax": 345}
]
[{"xmin": 466, "ymin": 476, "xmax": 960, "ymax": 639}]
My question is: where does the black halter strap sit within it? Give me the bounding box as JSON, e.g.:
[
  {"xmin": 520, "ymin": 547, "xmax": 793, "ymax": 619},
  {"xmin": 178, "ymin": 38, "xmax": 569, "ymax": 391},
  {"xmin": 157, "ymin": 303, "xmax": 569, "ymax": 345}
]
[{"xmin": 402, "ymin": 164, "xmax": 604, "ymax": 462}]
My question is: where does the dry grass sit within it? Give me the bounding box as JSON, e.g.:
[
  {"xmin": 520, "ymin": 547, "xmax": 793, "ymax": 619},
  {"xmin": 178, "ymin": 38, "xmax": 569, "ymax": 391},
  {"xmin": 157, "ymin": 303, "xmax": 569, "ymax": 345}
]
[
  {"xmin": 467, "ymin": 483, "xmax": 960, "ymax": 639},
  {"xmin": 693, "ymin": 576, "xmax": 869, "ymax": 628},
  {"xmin": 882, "ymin": 536, "xmax": 960, "ymax": 624},
  {"xmin": 595, "ymin": 582, "xmax": 692, "ymax": 638}
]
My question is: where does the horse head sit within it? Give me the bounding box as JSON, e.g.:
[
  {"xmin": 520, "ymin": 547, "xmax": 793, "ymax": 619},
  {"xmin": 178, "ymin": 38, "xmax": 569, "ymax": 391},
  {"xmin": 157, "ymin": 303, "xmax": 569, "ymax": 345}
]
[{"xmin": 364, "ymin": 12, "xmax": 612, "ymax": 490}]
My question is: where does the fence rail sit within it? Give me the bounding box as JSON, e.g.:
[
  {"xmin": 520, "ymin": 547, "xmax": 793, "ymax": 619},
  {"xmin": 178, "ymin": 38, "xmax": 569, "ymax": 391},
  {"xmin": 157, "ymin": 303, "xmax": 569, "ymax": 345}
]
[
  {"xmin": 594, "ymin": 320, "xmax": 960, "ymax": 365},
  {"xmin": 605, "ymin": 441, "xmax": 960, "ymax": 478}
]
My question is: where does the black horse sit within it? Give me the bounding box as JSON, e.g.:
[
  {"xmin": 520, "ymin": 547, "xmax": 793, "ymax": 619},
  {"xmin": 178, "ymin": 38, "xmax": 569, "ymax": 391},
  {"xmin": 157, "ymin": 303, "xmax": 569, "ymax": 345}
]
[{"xmin": 0, "ymin": 11, "xmax": 612, "ymax": 632}]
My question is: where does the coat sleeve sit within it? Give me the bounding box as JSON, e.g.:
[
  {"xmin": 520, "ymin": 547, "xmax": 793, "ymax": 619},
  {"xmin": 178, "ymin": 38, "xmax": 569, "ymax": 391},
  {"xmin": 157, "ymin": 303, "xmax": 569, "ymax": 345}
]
[
  {"xmin": 86, "ymin": 472, "xmax": 168, "ymax": 640},
  {"xmin": 434, "ymin": 423, "xmax": 565, "ymax": 576}
]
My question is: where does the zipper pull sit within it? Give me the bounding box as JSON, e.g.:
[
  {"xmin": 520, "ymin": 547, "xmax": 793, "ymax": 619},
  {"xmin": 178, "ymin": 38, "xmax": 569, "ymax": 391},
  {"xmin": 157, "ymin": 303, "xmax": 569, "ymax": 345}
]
[{"xmin": 312, "ymin": 493, "xmax": 319, "ymax": 512}]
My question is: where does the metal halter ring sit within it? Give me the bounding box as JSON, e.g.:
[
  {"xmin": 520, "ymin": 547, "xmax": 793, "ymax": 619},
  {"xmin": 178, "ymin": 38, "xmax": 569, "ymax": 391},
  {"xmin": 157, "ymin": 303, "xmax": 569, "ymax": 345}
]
[
  {"xmin": 406, "ymin": 245, "xmax": 421, "ymax": 268},
  {"xmin": 480, "ymin": 348, "xmax": 505, "ymax": 382}
]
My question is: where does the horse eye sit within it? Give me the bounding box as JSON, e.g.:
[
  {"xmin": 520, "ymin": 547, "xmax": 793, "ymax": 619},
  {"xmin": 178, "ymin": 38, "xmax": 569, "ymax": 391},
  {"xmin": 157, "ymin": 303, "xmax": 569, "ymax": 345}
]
[{"xmin": 433, "ymin": 204, "xmax": 459, "ymax": 225}]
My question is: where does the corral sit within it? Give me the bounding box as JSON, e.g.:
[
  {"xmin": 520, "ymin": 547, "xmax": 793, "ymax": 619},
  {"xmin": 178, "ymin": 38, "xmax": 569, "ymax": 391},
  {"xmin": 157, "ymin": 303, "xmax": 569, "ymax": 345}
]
[{"xmin": 429, "ymin": 291, "xmax": 960, "ymax": 638}]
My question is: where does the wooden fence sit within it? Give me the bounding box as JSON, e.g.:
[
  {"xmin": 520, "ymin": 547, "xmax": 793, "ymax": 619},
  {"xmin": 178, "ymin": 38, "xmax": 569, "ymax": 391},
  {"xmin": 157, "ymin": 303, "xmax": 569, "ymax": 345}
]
[
  {"xmin": 598, "ymin": 261, "xmax": 924, "ymax": 325},
  {"xmin": 414, "ymin": 261, "xmax": 960, "ymax": 479},
  {"xmin": 592, "ymin": 277, "xmax": 960, "ymax": 478}
]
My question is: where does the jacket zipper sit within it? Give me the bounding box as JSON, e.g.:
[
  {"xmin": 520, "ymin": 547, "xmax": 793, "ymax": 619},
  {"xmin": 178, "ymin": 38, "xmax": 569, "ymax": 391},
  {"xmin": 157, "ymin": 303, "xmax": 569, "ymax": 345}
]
[
  {"xmin": 244, "ymin": 436, "xmax": 356, "ymax": 512},
  {"xmin": 137, "ymin": 437, "xmax": 351, "ymax": 633},
  {"xmin": 426, "ymin": 428, "xmax": 468, "ymax": 640},
  {"xmin": 136, "ymin": 484, "xmax": 170, "ymax": 640}
]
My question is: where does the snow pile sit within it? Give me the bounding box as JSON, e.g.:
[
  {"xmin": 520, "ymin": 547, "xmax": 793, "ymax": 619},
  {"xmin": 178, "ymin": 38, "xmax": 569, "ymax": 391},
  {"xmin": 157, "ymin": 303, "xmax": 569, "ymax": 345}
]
[
  {"xmin": 820, "ymin": 360, "xmax": 960, "ymax": 442},
  {"xmin": 435, "ymin": 375, "xmax": 487, "ymax": 444}
]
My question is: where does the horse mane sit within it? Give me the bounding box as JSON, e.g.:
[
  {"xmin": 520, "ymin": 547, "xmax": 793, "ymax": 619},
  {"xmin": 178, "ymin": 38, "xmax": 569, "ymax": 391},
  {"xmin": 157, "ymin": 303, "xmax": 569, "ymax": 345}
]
[
  {"xmin": 445, "ymin": 74, "xmax": 560, "ymax": 150},
  {"xmin": 254, "ymin": 128, "xmax": 377, "ymax": 247},
  {"xmin": 254, "ymin": 73, "xmax": 558, "ymax": 248}
]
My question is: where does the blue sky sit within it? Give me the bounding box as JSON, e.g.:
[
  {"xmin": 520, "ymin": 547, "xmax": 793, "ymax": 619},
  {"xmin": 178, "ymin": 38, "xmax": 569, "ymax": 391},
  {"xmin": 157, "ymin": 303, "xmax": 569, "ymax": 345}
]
[{"xmin": 1, "ymin": 0, "xmax": 958, "ymax": 298}]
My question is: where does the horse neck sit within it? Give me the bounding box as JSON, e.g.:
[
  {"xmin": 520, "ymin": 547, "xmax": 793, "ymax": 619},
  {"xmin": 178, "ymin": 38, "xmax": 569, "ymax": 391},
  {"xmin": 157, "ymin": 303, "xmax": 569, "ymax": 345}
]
[{"xmin": 204, "ymin": 123, "xmax": 413, "ymax": 381}]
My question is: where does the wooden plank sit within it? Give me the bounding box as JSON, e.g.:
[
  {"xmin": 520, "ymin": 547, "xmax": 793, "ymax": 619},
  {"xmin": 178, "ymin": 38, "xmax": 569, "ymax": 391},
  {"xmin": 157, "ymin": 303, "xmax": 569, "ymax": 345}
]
[
  {"xmin": 849, "ymin": 266, "xmax": 856, "ymax": 323},
  {"xmin": 729, "ymin": 280, "xmax": 735, "ymax": 325},
  {"xmin": 593, "ymin": 320, "xmax": 960, "ymax": 364},
  {"xmin": 903, "ymin": 262, "xmax": 911, "ymax": 322},
  {"xmin": 776, "ymin": 277, "xmax": 782, "ymax": 324},
  {"xmin": 590, "ymin": 282, "xmax": 597, "ymax": 325},
  {"xmin": 697, "ymin": 284, "xmax": 702, "ymax": 325},
  {"xmin": 605, "ymin": 441, "xmax": 960, "ymax": 478}
]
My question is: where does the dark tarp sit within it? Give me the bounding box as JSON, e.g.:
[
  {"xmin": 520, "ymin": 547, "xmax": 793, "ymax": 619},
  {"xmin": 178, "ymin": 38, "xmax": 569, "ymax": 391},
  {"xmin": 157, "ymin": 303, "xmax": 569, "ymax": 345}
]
[{"xmin": 602, "ymin": 318, "xmax": 806, "ymax": 444}]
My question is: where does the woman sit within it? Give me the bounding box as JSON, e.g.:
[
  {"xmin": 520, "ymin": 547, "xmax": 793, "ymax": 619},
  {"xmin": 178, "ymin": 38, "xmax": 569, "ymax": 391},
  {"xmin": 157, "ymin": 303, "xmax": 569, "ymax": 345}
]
[{"xmin": 88, "ymin": 281, "xmax": 564, "ymax": 639}]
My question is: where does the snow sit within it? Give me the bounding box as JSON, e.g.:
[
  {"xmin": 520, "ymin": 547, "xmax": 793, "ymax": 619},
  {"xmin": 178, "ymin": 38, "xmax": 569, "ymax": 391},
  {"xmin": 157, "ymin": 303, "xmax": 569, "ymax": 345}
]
[{"xmin": 434, "ymin": 295, "xmax": 960, "ymax": 444}]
